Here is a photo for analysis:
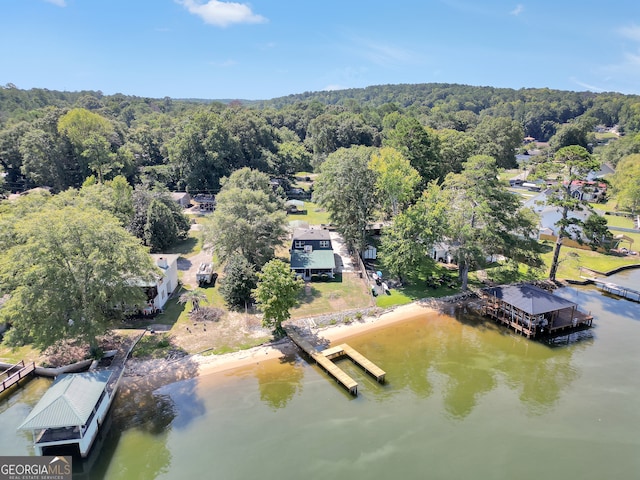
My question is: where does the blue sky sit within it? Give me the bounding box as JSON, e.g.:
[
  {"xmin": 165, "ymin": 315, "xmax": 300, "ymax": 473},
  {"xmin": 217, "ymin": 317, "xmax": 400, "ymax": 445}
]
[{"xmin": 2, "ymin": 0, "xmax": 640, "ymax": 100}]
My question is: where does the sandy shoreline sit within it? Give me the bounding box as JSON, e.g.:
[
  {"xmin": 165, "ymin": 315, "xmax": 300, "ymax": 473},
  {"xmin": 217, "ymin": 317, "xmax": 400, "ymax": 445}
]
[{"xmin": 125, "ymin": 301, "xmax": 441, "ymax": 381}]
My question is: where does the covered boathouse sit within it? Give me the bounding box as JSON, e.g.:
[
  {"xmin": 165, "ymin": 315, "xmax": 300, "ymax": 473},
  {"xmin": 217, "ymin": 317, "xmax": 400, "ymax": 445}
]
[
  {"xmin": 481, "ymin": 284, "xmax": 593, "ymax": 338},
  {"xmin": 17, "ymin": 370, "xmax": 114, "ymax": 458}
]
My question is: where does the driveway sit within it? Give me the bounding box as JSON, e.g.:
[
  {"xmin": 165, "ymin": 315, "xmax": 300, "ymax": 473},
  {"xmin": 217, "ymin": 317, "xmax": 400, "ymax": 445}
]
[{"xmin": 329, "ymin": 231, "xmax": 355, "ymax": 274}]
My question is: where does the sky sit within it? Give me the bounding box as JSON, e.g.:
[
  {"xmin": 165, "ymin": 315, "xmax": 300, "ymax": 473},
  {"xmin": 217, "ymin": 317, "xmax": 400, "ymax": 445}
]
[{"xmin": 1, "ymin": 0, "xmax": 640, "ymax": 100}]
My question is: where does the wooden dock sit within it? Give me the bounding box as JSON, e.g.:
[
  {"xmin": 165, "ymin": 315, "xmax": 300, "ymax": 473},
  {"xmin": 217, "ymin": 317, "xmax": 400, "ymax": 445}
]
[
  {"xmin": 286, "ymin": 329, "xmax": 358, "ymax": 395},
  {"xmin": 0, "ymin": 360, "xmax": 36, "ymax": 394},
  {"xmin": 591, "ymin": 279, "xmax": 640, "ymax": 303},
  {"xmin": 322, "ymin": 344, "xmax": 386, "ymax": 383}
]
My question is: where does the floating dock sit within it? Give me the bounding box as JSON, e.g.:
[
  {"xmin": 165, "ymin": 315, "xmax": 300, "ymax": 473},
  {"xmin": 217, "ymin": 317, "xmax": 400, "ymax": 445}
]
[{"xmin": 286, "ymin": 328, "xmax": 386, "ymax": 396}]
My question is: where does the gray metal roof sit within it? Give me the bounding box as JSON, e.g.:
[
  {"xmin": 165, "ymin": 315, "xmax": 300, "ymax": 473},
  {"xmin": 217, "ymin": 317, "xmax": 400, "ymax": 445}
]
[
  {"xmin": 18, "ymin": 371, "xmax": 112, "ymax": 431},
  {"xmin": 485, "ymin": 284, "xmax": 577, "ymax": 315},
  {"xmin": 292, "ymin": 228, "xmax": 331, "ymax": 241}
]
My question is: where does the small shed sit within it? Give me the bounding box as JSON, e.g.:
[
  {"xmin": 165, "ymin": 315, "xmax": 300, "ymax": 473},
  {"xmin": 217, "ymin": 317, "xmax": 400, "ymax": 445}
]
[
  {"xmin": 170, "ymin": 192, "xmax": 191, "ymax": 208},
  {"xmin": 362, "ymin": 245, "xmax": 377, "ymax": 260}
]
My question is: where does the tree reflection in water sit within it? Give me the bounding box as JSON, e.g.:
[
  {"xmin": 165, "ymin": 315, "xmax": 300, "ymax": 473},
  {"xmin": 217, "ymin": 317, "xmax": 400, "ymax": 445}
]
[
  {"xmin": 349, "ymin": 304, "xmax": 592, "ymax": 420},
  {"xmin": 255, "ymin": 353, "xmax": 304, "ymax": 410}
]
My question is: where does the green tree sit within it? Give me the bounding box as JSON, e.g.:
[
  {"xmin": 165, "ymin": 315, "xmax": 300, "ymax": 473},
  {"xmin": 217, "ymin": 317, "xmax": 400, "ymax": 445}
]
[
  {"xmin": 0, "ymin": 204, "xmax": 156, "ymax": 349},
  {"xmin": 219, "ymin": 166, "xmax": 276, "ymax": 197},
  {"xmin": 58, "ymin": 108, "xmax": 118, "ymax": 183},
  {"xmin": 74, "ymin": 175, "xmax": 134, "ymax": 226},
  {"xmin": 533, "ymin": 145, "xmax": 600, "ymax": 281},
  {"xmin": 611, "ymin": 153, "xmax": 640, "ymax": 213},
  {"xmin": 549, "ymin": 116, "xmax": 596, "ymax": 152},
  {"xmin": 583, "ymin": 213, "xmax": 613, "ymax": 250},
  {"xmin": 273, "ymin": 141, "xmax": 312, "ymax": 177},
  {"xmin": 129, "ymin": 187, "xmax": 190, "ymax": 246},
  {"xmin": 383, "ymin": 116, "xmax": 441, "ymax": 183},
  {"xmin": 436, "ymin": 128, "xmax": 478, "ymax": 175},
  {"xmin": 178, "ymin": 289, "xmax": 208, "ymax": 312},
  {"xmin": 144, "ymin": 199, "xmax": 179, "ymax": 252},
  {"xmin": 313, "ymin": 146, "xmax": 378, "ymax": 252},
  {"xmin": 253, "ymin": 259, "xmax": 303, "ymax": 336},
  {"xmin": 166, "ymin": 109, "xmax": 241, "ymax": 192},
  {"xmin": 208, "ymin": 169, "xmax": 286, "ymax": 268},
  {"xmin": 380, "ymin": 182, "xmax": 447, "ymax": 283},
  {"xmin": 369, "ymin": 147, "xmax": 420, "ymax": 217},
  {"xmin": 219, "ymin": 253, "xmax": 257, "ymax": 310},
  {"xmin": 441, "ymin": 155, "xmax": 542, "ymax": 289},
  {"xmin": 472, "ymin": 117, "xmax": 523, "ymax": 169},
  {"xmin": 598, "ymin": 133, "xmax": 640, "ymax": 168}
]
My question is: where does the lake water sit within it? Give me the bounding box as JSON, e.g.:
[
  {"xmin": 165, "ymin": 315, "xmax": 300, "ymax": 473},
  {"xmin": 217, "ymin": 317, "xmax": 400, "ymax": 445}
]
[{"xmin": 2, "ymin": 271, "xmax": 639, "ymax": 480}]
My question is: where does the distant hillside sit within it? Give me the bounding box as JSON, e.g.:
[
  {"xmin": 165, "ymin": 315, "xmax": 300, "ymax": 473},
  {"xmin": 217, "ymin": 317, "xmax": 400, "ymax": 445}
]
[{"xmin": 257, "ymin": 82, "xmax": 629, "ymax": 112}]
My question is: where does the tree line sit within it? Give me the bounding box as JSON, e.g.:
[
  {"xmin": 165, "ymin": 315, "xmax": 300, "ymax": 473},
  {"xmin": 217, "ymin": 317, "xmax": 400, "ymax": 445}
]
[{"xmin": 2, "ymin": 83, "xmax": 640, "ymax": 198}]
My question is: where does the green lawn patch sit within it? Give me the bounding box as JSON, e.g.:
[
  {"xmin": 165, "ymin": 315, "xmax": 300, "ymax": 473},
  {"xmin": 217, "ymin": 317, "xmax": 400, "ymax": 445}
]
[
  {"xmin": 286, "ymin": 201, "xmax": 331, "ymax": 227},
  {"xmin": 164, "ymin": 231, "xmax": 202, "ymax": 257},
  {"xmin": 539, "ymin": 241, "xmax": 640, "ymax": 280},
  {"xmin": 0, "ymin": 343, "xmax": 42, "ymax": 364},
  {"xmin": 291, "ymin": 273, "xmax": 371, "ymax": 318}
]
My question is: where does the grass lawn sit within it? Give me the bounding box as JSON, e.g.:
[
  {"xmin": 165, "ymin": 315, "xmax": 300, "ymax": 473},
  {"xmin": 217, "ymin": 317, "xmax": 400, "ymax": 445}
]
[
  {"xmin": 0, "ymin": 343, "xmax": 41, "ymax": 364},
  {"xmin": 369, "ymin": 260, "xmax": 465, "ymax": 308},
  {"xmin": 286, "ymin": 201, "xmax": 331, "ymax": 226},
  {"xmin": 604, "ymin": 214, "xmax": 636, "ymax": 228},
  {"xmin": 163, "ymin": 230, "xmax": 203, "ymax": 257},
  {"xmin": 291, "ymin": 273, "xmax": 372, "ymax": 318},
  {"xmin": 539, "ymin": 241, "xmax": 640, "ymax": 280},
  {"xmin": 375, "ymin": 277, "xmax": 464, "ymax": 308},
  {"xmin": 589, "ymin": 200, "xmax": 622, "ymax": 213}
]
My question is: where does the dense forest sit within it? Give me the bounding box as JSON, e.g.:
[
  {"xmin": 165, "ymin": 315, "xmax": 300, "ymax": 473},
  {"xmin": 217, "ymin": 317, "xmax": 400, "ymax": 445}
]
[{"xmin": 1, "ymin": 82, "xmax": 640, "ymax": 197}]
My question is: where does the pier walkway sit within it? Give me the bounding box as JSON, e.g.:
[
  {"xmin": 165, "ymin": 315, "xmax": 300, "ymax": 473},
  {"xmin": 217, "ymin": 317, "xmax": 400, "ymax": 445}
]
[
  {"xmin": 0, "ymin": 360, "xmax": 36, "ymax": 394},
  {"xmin": 589, "ymin": 278, "xmax": 640, "ymax": 303},
  {"xmin": 322, "ymin": 344, "xmax": 386, "ymax": 383},
  {"xmin": 286, "ymin": 328, "xmax": 358, "ymax": 395}
]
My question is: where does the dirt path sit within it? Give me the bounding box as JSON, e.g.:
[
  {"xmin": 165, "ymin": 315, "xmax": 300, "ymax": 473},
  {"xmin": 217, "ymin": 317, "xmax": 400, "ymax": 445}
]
[{"xmin": 179, "ymin": 225, "xmax": 214, "ymax": 289}]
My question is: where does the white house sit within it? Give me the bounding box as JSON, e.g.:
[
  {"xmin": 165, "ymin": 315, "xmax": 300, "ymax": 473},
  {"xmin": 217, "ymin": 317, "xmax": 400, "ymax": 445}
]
[{"xmin": 146, "ymin": 254, "xmax": 180, "ymax": 312}]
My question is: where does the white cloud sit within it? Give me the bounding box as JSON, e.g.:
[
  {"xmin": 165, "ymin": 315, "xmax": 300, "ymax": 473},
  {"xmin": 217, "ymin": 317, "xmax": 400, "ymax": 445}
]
[
  {"xmin": 177, "ymin": 0, "xmax": 267, "ymax": 27},
  {"xmin": 510, "ymin": 4, "xmax": 524, "ymax": 16},
  {"xmin": 323, "ymin": 84, "xmax": 347, "ymax": 92},
  {"xmin": 570, "ymin": 78, "xmax": 605, "ymax": 92},
  {"xmin": 44, "ymin": 0, "xmax": 66, "ymax": 6},
  {"xmin": 618, "ymin": 24, "xmax": 640, "ymax": 42}
]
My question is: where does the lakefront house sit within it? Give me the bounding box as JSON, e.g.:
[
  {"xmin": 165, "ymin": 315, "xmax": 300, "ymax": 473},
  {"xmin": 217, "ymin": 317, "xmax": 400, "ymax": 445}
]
[{"xmin": 290, "ymin": 228, "xmax": 336, "ymax": 281}]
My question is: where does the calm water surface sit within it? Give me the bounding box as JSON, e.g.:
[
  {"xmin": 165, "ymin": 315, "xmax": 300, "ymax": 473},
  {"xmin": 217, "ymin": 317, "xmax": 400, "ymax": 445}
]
[{"xmin": 2, "ymin": 272, "xmax": 639, "ymax": 480}]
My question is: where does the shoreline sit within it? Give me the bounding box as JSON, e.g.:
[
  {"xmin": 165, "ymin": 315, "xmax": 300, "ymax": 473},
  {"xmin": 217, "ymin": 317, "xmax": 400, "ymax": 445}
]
[{"xmin": 125, "ymin": 300, "xmax": 444, "ymax": 381}]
